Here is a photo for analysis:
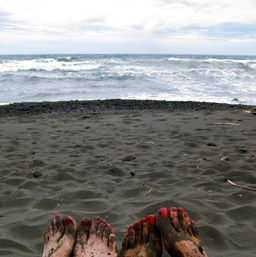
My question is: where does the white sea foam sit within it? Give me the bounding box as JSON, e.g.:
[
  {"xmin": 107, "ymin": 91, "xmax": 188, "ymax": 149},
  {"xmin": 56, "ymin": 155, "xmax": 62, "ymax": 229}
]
[
  {"xmin": 0, "ymin": 59, "xmax": 101, "ymax": 73},
  {"xmin": 0, "ymin": 54, "xmax": 255, "ymax": 105}
]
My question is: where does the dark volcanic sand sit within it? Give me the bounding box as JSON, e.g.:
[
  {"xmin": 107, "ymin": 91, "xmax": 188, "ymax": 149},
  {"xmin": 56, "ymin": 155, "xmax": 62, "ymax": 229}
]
[{"xmin": 0, "ymin": 100, "xmax": 255, "ymax": 257}]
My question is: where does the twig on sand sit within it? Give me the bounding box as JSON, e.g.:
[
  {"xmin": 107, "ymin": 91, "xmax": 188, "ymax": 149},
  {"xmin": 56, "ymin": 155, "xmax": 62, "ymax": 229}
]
[
  {"xmin": 216, "ymin": 122, "xmax": 240, "ymax": 126},
  {"xmin": 141, "ymin": 182, "xmax": 154, "ymax": 196},
  {"xmin": 227, "ymin": 179, "xmax": 256, "ymax": 191},
  {"xmin": 145, "ymin": 188, "xmax": 153, "ymax": 196}
]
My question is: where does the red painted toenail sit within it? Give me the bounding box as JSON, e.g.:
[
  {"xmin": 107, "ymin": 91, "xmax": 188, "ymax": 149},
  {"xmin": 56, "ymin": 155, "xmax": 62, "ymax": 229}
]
[
  {"xmin": 111, "ymin": 231, "xmax": 115, "ymax": 236},
  {"xmin": 124, "ymin": 232, "xmax": 128, "ymax": 237},
  {"xmin": 147, "ymin": 215, "xmax": 156, "ymax": 225},
  {"xmin": 65, "ymin": 218, "xmax": 72, "ymax": 225},
  {"xmin": 134, "ymin": 221, "xmax": 141, "ymax": 227},
  {"xmin": 101, "ymin": 219, "xmax": 106, "ymax": 224},
  {"xmin": 159, "ymin": 208, "xmax": 168, "ymax": 217},
  {"xmin": 54, "ymin": 214, "xmax": 61, "ymax": 219},
  {"xmin": 94, "ymin": 216, "xmax": 101, "ymax": 221},
  {"xmin": 81, "ymin": 220, "xmax": 89, "ymax": 227},
  {"xmin": 191, "ymin": 220, "xmax": 195, "ymax": 225},
  {"xmin": 178, "ymin": 207, "xmax": 184, "ymax": 213},
  {"xmin": 171, "ymin": 207, "xmax": 177, "ymax": 212},
  {"xmin": 129, "ymin": 224, "xmax": 134, "ymax": 229},
  {"xmin": 184, "ymin": 212, "xmax": 188, "ymax": 217},
  {"xmin": 141, "ymin": 217, "xmax": 147, "ymax": 223},
  {"xmin": 106, "ymin": 224, "xmax": 111, "ymax": 229}
]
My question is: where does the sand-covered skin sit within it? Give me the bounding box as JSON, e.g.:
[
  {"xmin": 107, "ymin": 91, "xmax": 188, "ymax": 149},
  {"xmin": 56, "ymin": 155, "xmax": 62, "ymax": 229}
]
[
  {"xmin": 0, "ymin": 100, "xmax": 255, "ymax": 257},
  {"xmin": 42, "ymin": 214, "xmax": 77, "ymax": 257}
]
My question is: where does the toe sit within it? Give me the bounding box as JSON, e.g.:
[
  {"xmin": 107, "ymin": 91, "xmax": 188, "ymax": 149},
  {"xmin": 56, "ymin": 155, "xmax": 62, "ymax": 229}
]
[
  {"xmin": 171, "ymin": 207, "xmax": 182, "ymax": 232},
  {"xmin": 63, "ymin": 216, "xmax": 78, "ymax": 235},
  {"xmin": 133, "ymin": 220, "xmax": 142, "ymax": 243},
  {"xmin": 108, "ymin": 231, "xmax": 117, "ymax": 251},
  {"xmin": 44, "ymin": 214, "xmax": 63, "ymax": 244},
  {"xmin": 183, "ymin": 212, "xmax": 190, "ymax": 227},
  {"xmin": 78, "ymin": 218, "xmax": 91, "ymax": 239},
  {"xmin": 121, "ymin": 233, "xmax": 129, "ymax": 251},
  {"xmin": 97, "ymin": 220, "xmax": 107, "ymax": 239},
  {"xmin": 147, "ymin": 215, "xmax": 156, "ymax": 227},
  {"xmin": 190, "ymin": 220, "xmax": 200, "ymax": 238},
  {"xmin": 90, "ymin": 216, "xmax": 102, "ymax": 234},
  {"xmin": 177, "ymin": 208, "xmax": 187, "ymax": 231},
  {"xmin": 103, "ymin": 223, "xmax": 112, "ymax": 243},
  {"xmin": 127, "ymin": 224, "xmax": 136, "ymax": 248},
  {"xmin": 156, "ymin": 207, "xmax": 182, "ymax": 251},
  {"xmin": 156, "ymin": 207, "xmax": 173, "ymax": 233},
  {"xmin": 52, "ymin": 214, "xmax": 63, "ymax": 233},
  {"xmin": 147, "ymin": 215, "xmax": 162, "ymax": 253},
  {"xmin": 140, "ymin": 217, "xmax": 149, "ymax": 243},
  {"xmin": 183, "ymin": 212, "xmax": 194, "ymax": 236}
]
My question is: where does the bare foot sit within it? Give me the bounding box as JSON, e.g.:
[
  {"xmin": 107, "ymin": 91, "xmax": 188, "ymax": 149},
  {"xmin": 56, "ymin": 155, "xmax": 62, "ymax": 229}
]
[
  {"xmin": 119, "ymin": 215, "xmax": 162, "ymax": 257},
  {"xmin": 74, "ymin": 216, "xmax": 118, "ymax": 257},
  {"xmin": 156, "ymin": 207, "xmax": 209, "ymax": 257},
  {"xmin": 42, "ymin": 214, "xmax": 78, "ymax": 257}
]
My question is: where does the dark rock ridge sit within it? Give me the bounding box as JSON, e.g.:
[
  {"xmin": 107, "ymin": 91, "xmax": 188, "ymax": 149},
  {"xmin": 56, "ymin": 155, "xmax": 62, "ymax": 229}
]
[{"xmin": 0, "ymin": 99, "xmax": 251, "ymax": 117}]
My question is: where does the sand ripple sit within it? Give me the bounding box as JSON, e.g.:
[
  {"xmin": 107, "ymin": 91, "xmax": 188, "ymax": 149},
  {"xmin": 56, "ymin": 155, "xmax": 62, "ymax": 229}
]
[{"xmin": 0, "ymin": 109, "xmax": 256, "ymax": 256}]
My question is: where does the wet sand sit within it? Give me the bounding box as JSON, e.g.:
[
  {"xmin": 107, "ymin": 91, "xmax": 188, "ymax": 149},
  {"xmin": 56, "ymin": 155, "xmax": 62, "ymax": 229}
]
[{"xmin": 0, "ymin": 100, "xmax": 255, "ymax": 257}]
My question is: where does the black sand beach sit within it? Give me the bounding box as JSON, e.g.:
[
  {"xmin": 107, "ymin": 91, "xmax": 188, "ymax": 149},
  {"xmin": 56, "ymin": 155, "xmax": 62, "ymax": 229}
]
[{"xmin": 0, "ymin": 100, "xmax": 255, "ymax": 257}]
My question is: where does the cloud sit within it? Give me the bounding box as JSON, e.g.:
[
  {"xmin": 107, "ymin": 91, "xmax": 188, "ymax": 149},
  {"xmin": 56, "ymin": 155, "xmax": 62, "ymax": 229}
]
[{"xmin": 0, "ymin": 0, "xmax": 256, "ymax": 54}]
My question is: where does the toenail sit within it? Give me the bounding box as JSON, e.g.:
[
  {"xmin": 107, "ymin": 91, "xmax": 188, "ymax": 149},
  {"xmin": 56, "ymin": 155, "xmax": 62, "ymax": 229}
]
[
  {"xmin": 94, "ymin": 216, "xmax": 101, "ymax": 221},
  {"xmin": 141, "ymin": 217, "xmax": 147, "ymax": 223},
  {"xmin": 191, "ymin": 220, "xmax": 195, "ymax": 225},
  {"xmin": 178, "ymin": 207, "xmax": 184, "ymax": 213},
  {"xmin": 171, "ymin": 207, "xmax": 177, "ymax": 212},
  {"xmin": 65, "ymin": 218, "xmax": 72, "ymax": 225},
  {"xmin": 106, "ymin": 224, "xmax": 111, "ymax": 229},
  {"xmin": 81, "ymin": 220, "xmax": 89, "ymax": 227},
  {"xmin": 129, "ymin": 224, "xmax": 134, "ymax": 230},
  {"xmin": 159, "ymin": 208, "xmax": 169, "ymax": 217},
  {"xmin": 134, "ymin": 221, "xmax": 141, "ymax": 227},
  {"xmin": 124, "ymin": 232, "xmax": 128, "ymax": 237},
  {"xmin": 111, "ymin": 231, "xmax": 115, "ymax": 236},
  {"xmin": 54, "ymin": 214, "xmax": 62, "ymax": 219},
  {"xmin": 147, "ymin": 215, "xmax": 156, "ymax": 225},
  {"xmin": 101, "ymin": 219, "xmax": 107, "ymax": 224}
]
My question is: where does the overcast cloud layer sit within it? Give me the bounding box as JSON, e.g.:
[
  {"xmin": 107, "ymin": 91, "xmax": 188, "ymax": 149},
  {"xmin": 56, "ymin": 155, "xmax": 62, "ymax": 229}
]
[{"xmin": 0, "ymin": 0, "xmax": 256, "ymax": 54}]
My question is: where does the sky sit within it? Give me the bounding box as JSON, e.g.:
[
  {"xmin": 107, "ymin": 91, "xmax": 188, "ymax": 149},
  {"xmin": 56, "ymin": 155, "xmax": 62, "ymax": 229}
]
[{"xmin": 0, "ymin": 0, "xmax": 256, "ymax": 55}]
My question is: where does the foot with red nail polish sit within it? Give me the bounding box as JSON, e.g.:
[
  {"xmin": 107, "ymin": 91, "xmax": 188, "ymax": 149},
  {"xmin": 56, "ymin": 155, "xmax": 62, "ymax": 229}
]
[
  {"xmin": 119, "ymin": 215, "xmax": 162, "ymax": 257},
  {"xmin": 74, "ymin": 216, "xmax": 118, "ymax": 257},
  {"xmin": 42, "ymin": 214, "xmax": 78, "ymax": 257},
  {"xmin": 156, "ymin": 207, "xmax": 209, "ymax": 257}
]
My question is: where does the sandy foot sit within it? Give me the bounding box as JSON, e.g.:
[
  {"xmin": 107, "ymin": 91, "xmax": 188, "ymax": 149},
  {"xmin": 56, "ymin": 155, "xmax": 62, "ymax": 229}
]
[
  {"xmin": 74, "ymin": 216, "xmax": 118, "ymax": 257},
  {"xmin": 119, "ymin": 215, "xmax": 162, "ymax": 257},
  {"xmin": 156, "ymin": 207, "xmax": 209, "ymax": 257},
  {"xmin": 42, "ymin": 214, "xmax": 78, "ymax": 257}
]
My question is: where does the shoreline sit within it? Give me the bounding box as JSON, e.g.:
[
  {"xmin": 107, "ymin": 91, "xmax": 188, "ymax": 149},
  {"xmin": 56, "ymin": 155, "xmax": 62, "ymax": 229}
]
[{"xmin": 0, "ymin": 99, "xmax": 252, "ymax": 117}]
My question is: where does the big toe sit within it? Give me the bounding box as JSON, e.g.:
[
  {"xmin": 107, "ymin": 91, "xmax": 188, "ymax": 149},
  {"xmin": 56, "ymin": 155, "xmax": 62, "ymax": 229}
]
[
  {"xmin": 64, "ymin": 216, "xmax": 78, "ymax": 235},
  {"xmin": 156, "ymin": 208, "xmax": 174, "ymax": 234}
]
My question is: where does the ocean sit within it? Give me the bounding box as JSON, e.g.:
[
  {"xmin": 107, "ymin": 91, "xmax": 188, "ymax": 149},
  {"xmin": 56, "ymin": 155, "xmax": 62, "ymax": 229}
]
[{"xmin": 0, "ymin": 54, "xmax": 255, "ymax": 105}]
